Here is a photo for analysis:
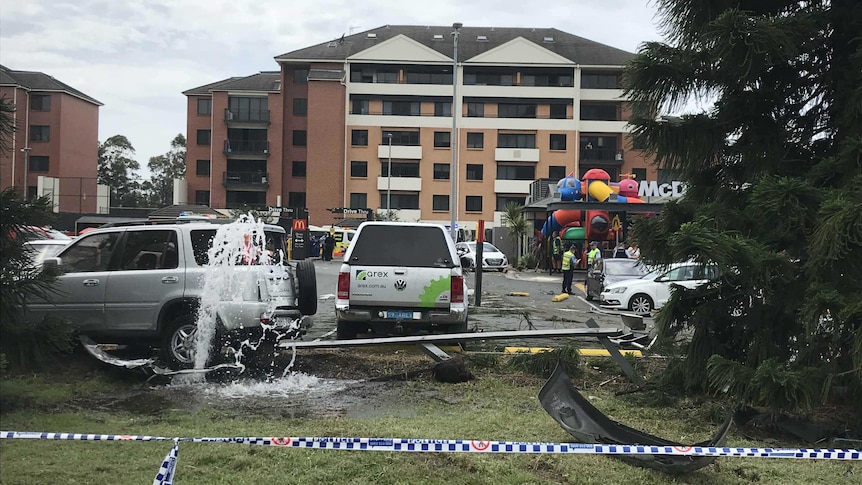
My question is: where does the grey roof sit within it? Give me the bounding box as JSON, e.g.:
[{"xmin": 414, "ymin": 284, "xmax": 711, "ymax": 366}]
[
  {"xmin": 275, "ymin": 25, "xmax": 634, "ymax": 66},
  {"xmin": 0, "ymin": 64, "xmax": 102, "ymax": 105},
  {"xmin": 183, "ymin": 72, "xmax": 280, "ymax": 96}
]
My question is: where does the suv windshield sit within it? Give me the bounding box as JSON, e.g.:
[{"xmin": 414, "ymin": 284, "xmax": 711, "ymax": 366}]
[{"xmin": 348, "ymin": 225, "xmax": 455, "ymax": 267}]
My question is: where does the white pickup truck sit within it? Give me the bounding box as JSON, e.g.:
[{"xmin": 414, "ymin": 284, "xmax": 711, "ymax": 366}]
[{"xmin": 335, "ymin": 222, "xmax": 468, "ymax": 339}]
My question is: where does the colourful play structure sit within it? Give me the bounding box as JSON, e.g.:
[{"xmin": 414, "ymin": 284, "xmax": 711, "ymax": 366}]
[{"xmin": 541, "ymin": 169, "xmax": 648, "ymax": 265}]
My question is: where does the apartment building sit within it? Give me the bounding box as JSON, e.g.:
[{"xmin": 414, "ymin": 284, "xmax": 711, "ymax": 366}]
[
  {"xmin": 183, "ymin": 25, "xmax": 659, "ymax": 228},
  {"xmin": 0, "ymin": 64, "xmax": 102, "ymax": 213}
]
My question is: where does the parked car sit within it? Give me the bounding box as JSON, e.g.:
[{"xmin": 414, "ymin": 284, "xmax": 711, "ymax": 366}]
[
  {"xmin": 336, "ymin": 221, "xmax": 468, "ymax": 339},
  {"xmin": 455, "ymin": 241, "xmax": 509, "ymax": 272},
  {"xmin": 27, "ymin": 218, "xmax": 318, "ymax": 369},
  {"xmin": 24, "ymin": 239, "xmax": 71, "ymax": 265},
  {"xmin": 600, "ymin": 262, "xmax": 719, "ymax": 314},
  {"xmin": 585, "ymin": 258, "xmax": 650, "ymax": 301}
]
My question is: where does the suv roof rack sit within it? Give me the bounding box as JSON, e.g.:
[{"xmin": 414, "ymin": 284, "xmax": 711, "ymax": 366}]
[{"xmin": 100, "ymin": 218, "xmax": 233, "ymax": 228}]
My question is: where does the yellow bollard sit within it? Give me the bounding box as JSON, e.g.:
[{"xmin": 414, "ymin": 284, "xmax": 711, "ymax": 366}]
[{"xmin": 551, "ymin": 293, "xmax": 570, "ymax": 302}]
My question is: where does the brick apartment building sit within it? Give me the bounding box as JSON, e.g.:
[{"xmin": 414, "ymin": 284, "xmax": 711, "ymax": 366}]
[
  {"xmin": 0, "ymin": 65, "xmax": 103, "ymax": 213},
  {"xmin": 183, "ymin": 25, "xmax": 659, "ymax": 229}
]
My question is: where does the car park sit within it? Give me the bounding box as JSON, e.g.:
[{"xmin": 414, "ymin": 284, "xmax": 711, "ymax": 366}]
[
  {"xmin": 600, "ymin": 262, "xmax": 718, "ymax": 314},
  {"xmin": 585, "ymin": 258, "xmax": 650, "ymax": 300},
  {"xmin": 455, "ymin": 241, "xmax": 509, "ymax": 272},
  {"xmin": 336, "ymin": 221, "xmax": 468, "ymax": 339}
]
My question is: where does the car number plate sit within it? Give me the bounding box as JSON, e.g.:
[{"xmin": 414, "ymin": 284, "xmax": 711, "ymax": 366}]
[{"xmin": 386, "ymin": 311, "xmax": 418, "ymax": 320}]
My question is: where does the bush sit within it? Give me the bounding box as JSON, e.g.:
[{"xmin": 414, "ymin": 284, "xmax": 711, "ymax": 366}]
[
  {"xmin": 517, "ymin": 253, "xmax": 537, "ymax": 271},
  {"xmin": 506, "ymin": 345, "xmax": 581, "ymax": 378}
]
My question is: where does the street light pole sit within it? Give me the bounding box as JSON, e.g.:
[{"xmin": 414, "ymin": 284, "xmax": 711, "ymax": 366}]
[
  {"xmin": 450, "ymin": 22, "xmax": 462, "ymax": 241},
  {"xmin": 21, "ymin": 146, "xmax": 31, "ymax": 198},
  {"xmin": 386, "ymin": 132, "xmax": 393, "ymax": 217}
]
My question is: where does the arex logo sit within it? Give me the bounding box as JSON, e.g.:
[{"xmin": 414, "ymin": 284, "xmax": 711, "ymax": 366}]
[{"xmin": 355, "ymin": 270, "xmax": 389, "ymax": 280}]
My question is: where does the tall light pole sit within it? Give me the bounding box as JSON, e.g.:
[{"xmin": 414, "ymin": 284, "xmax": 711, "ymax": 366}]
[
  {"xmin": 450, "ymin": 22, "xmax": 462, "ymax": 241},
  {"xmin": 386, "ymin": 132, "xmax": 393, "ymax": 216},
  {"xmin": 21, "ymin": 147, "xmax": 31, "ymax": 198}
]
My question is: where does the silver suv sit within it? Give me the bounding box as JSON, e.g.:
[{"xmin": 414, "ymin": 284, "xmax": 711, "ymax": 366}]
[
  {"xmin": 335, "ymin": 221, "xmax": 468, "ymax": 339},
  {"xmin": 26, "ymin": 218, "xmax": 317, "ymax": 368}
]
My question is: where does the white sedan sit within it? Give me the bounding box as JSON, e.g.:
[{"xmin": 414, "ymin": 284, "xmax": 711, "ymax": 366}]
[
  {"xmin": 600, "ymin": 262, "xmax": 718, "ymax": 314},
  {"xmin": 455, "ymin": 242, "xmax": 509, "ymax": 272}
]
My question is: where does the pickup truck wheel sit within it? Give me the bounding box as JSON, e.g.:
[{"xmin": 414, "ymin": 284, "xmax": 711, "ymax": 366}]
[
  {"xmin": 296, "ymin": 260, "xmax": 318, "ymax": 315},
  {"xmin": 160, "ymin": 314, "xmax": 197, "ymax": 369},
  {"xmin": 336, "ymin": 321, "xmax": 358, "ymax": 340}
]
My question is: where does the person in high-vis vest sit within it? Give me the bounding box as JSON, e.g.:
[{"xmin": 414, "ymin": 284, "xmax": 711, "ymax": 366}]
[
  {"xmin": 586, "ymin": 241, "xmax": 602, "ymax": 284},
  {"xmin": 561, "ymin": 244, "xmax": 578, "ymax": 294}
]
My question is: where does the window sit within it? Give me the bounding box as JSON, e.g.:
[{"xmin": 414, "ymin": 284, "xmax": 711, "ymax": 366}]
[
  {"xmin": 195, "ymin": 190, "xmax": 210, "ymax": 205},
  {"xmin": 549, "ymin": 166, "xmax": 567, "ymax": 180},
  {"xmin": 61, "ymin": 233, "xmax": 119, "ymax": 273},
  {"xmin": 550, "ymin": 104, "xmax": 567, "ymax": 119},
  {"xmin": 496, "ymin": 196, "xmax": 526, "ymax": 211},
  {"xmin": 550, "ymin": 134, "xmax": 567, "ymax": 151},
  {"xmin": 30, "ymin": 125, "xmax": 50, "ymax": 142},
  {"xmin": 351, "ymin": 99, "xmax": 369, "ymax": 115},
  {"xmin": 351, "ymin": 129, "xmax": 368, "ymax": 146},
  {"xmin": 350, "ymin": 193, "xmax": 367, "ymax": 208},
  {"xmin": 433, "ymin": 163, "xmax": 450, "ymax": 180},
  {"xmin": 29, "ymin": 156, "xmax": 49, "ymax": 172},
  {"xmin": 382, "ymin": 130, "xmax": 419, "ymax": 146},
  {"xmin": 294, "ymin": 69, "xmax": 308, "ymax": 83},
  {"xmin": 378, "ymin": 193, "xmax": 419, "ymax": 209},
  {"xmin": 382, "ymin": 100, "xmax": 420, "ymax": 116},
  {"xmin": 632, "ymin": 168, "xmax": 647, "ymax": 181},
  {"xmin": 119, "ymin": 230, "xmax": 179, "ymax": 271},
  {"xmin": 292, "ymin": 130, "xmax": 307, "ymax": 146},
  {"xmin": 496, "ymin": 164, "xmax": 536, "ymax": 180},
  {"xmin": 631, "ymin": 134, "xmax": 646, "ymax": 150},
  {"xmin": 227, "ymin": 97, "xmax": 268, "ymax": 121},
  {"xmin": 292, "ymin": 161, "xmax": 306, "ymax": 177},
  {"xmin": 30, "ymin": 95, "xmax": 51, "ymax": 111},
  {"xmin": 465, "ymin": 196, "xmax": 483, "ymax": 212},
  {"xmin": 581, "ymin": 72, "xmax": 619, "ymax": 89},
  {"xmin": 497, "ymin": 133, "xmax": 536, "ymax": 148},
  {"xmin": 197, "ymin": 98, "xmax": 211, "ymax": 115},
  {"xmin": 434, "ymin": 101, "xmax": 451, "ymax": 117},
  {"xmin": 196, "ymin": 160, "xmax": 210, "ymax": 176},
  {"xmin": 498, "ymin": 103, "xmax": 536, "ymax": 118},
  {"xmin": 433, "ymin": 195, "xmax": 449, "ymax": 211},
  {"xmin": 433, "ymin": 131, "xmax": 451, "ymax": 148},
  {"xmin": 196, "ymin": 129, "xmax": 210, "ymax": 146},
  {"xmin": 466, "ymin": 164, "xmax": 483, "ymax": 180},
  {"xmin": 380, "ymin": 161, "xmax": 419, "ymax": 178},
  {"xmin": 580, "ymin": 103, "xmax": 618, "ymax": 121},
  {"xmin": 377, "ymin": 71, "xmax": 398, "ymax": 83},
  {"xmin": 406, "ymin": 70, "xmax": 452, "ymax": 84},
  {"xmin": 289, "ymin": 192, "xmax": 306, "ymax": 208},
  {"xmin": 350, "ymin": 161, "xmax": 367, "ymax": 178},
  {"xmin": 466, "ymin": 132, "xmax": 483, "ymax": 149},
  {"xmin": 293, "ymin": 98, "xmax": 307, "ymax": 116},
  {"xmin": 466, "ymin": 102, "xmax": 484, "ymax": 117}
]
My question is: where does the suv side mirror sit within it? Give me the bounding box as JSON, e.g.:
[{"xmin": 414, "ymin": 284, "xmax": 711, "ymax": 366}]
[{"xmin": 43, "ymin": 257, "xmax": 60, "ymax": 269}]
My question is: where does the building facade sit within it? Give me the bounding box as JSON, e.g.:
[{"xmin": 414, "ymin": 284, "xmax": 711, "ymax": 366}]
[
  {"xmin": 183, "ymin": 25, "xmax": 660, "ymax": 229},
  {"xmin": 0, "ymin": 65, "xmax": 103, "ymax": 213}
]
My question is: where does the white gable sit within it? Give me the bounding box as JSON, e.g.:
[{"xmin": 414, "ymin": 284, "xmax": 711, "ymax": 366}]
[
  {"xmin": 348, "ymin": 34, "xmax": 452, "ymax": 63},
  {"xmin": 466, "ymin": 37, "xmax": 573, "ymax": 65}
]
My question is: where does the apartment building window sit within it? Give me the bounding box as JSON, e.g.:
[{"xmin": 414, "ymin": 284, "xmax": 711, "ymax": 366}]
[
  {"xmin": 631, "ymin": 133, "xmax": 646, "ymax": 150},
  {"xmin": 350, "ymin": 193, "xmax": 367, "ymax": 208},
  {"xmin": 29, "ymin": 156, "xmax": 49, "ymax": 172},
  {"xmin": 498, "ymin": 103, "xmax": 536, "ymax": 118},
  {"xmin": 30, "ymin": 125, "xmax": 50, "ymax": 142},
  {"xmin": 464, "ymin": 72, "xmax": 514, "ymax": 86},
  {"xmin": 196, "ymin": 160, "xmax": 210, "ymax": 176},
  {"xmin": 350, "ymin": 161, "xmax": 367, "ymax": 178},
  {"xmin": 196, "ymin": 129, "xmax": 210, "ymax": 146},
  {"xmin": 550, "ymin": 134, "xmax": 567, "ymax": 151},
  {"xmin": 382, "ymin": 100, "xmax": 419, "ymax": 116},
  {"xmin": 292, "ymin": 130, "xmax": 307, "ymax": 146},
  {"xmin": 466, "ymin": 132, "xmax": 484, "ymax": 149},
  {"xmin": 497, "ymin": 164, "xmax": 536, "ymax": 180},
  {"xmin": 379, "ymin": 193, "xmax": 419, "ymax": 209},
  {"xmin": 496, "ymin": 196, "xmax": 527, "ymax": 211},
  {"xmin": 406, "ymin": 70, "xmax": 452, "ymax": 85},
  {"xmin": 549, "ymin": 166, "xmax": 567, "ymax": 180},
  {"xmin": 195, "ymin": 190, "xmax": 210, "ymax": 205},
  {"xmin": 197, "ymin": 98, "xmax": 211, "ymax": 115},
  {"xmin": 466, "ymin": 102, "xmax": 484, "ymax": 117},
  {"xmin": 351, "ymin": 99, "xmax": 369, "ymax": 115},
  {"xmin": 434, "ymin": 102, "xmax": 451, "ymax": 117},
  {"xmin": 580, "ymin": 103, "xmax": 619, "ymax": 121},
  {"xmin": 465, "ymin": 196, "xmax": 483, "ymax": 212},
  {"xmin": 433, "ymin": 195, "xmax": 449, "ymax": 211},
  {"xmin": 293, "ymin": 98, "xmax": 307, "ymax": 116},
  {"xmin": 30, "ymin": 95, "xmax": 51, "ymax": 111},
  {"xmin": 228, "ymin": 97, "xmax": 268, "ymax": 122},
  {"xmin": 351, "ymin": 129, "xmax": 368, "ymax": 146},
  {"xmin": 292, "ymin": 161, "xmax": 306, "ymax": 177},
  {"xmin": 294, "ymin": 69, "xmax": 308, "ymax": 84},
  {"xmin": 550, "ymin": 104, "xmax": 567, "ymax": 119},
  {"xmin": 383, "ymin": 130, "xmax": 419, "ymax": 146},
  {"xmin": 581, "ymin": 72, "xmax": 619, "ymax": 89},
  {"xmin": 632, "ymin": 168, "xmax": 647, "ymax": 181},
  {"xmin": 433, "ymin": 131, "xmax": 451, "ymax": 148},
  {"xmin": 381, "ymin": 161, "xmax": 420, "ymax": 177},
  {"xmin": 377, "ymin": 70, "xmax": 398, "ymax": 83},
  {"xmin": 497, "ymin": 133, "xmax": 536, "ymax": 148},
  {"xmin": 433, "ymin": 163, "xmax": 450, "ymax": 180},
  {"xmin": 466, "ymin": 164, "xmax": 484, "ymax": 180},
  {"xmin": 289, "ymin": 192, "xmax": 306, "ymax": 208}
]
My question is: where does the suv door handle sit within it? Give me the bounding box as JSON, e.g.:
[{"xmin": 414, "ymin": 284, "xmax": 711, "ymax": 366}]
[
  {"xmin": 161, "ymin": 276, "xmax": 179, "ymax": 284},
  {"xmin": 83, "ymin": 279, "xmax": 100, "ymax": 287}
]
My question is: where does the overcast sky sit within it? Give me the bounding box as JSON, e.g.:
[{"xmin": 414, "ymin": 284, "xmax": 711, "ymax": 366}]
[{"xmin": 1, "ymin": 0, "xmax": 664, "ymax": 175}]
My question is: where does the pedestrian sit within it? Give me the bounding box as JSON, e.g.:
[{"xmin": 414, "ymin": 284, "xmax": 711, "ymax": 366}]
[
  {"xmin": 612, "ymin": 242, "xmax": 628, "ymax": 258},
  {"xmin": 586, "ymin": 241, "xmax": 602, "ymax": 283},
  {"xmin": 561, "ymin": 244, "xmax": 578, "ymax": 294},
  {"xmin": 627, "ymin": 243, "xmax": 640, "ymax": 259},
  {"xmin": 324, "ymin": 233, "xmax": 336, "ymax": 261},
  {"xmin": 551, "ymin": 231, "xmax": 563, "ymax": 274}
]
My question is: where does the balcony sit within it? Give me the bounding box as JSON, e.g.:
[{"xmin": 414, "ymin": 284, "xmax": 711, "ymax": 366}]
[
  {"xmin": 377, "ymin": 144, "xmax": 422, "ymax": 160},
  {"xmin": 224, "ymin": 108, "xmax": 270, "ymax": 124},
  {"xmin": 495, "ymin": 147, "xmax": 540, "ymax": 162},
  {"xmin": 580, "ymin": 148, "xmax": 624, "ymax": 164},
  {"xmin": 223, "ymin": 140, "xmax": 270, "ymax": 156},
  {"xmin": 222, "ymin": 171, "xmax": 270, "ymax": 188}
]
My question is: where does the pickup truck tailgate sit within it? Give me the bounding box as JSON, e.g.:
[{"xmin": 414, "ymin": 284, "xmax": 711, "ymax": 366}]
[{"xmin": 348, "ymin": 266, "xmax": 453, "ymax": 309}]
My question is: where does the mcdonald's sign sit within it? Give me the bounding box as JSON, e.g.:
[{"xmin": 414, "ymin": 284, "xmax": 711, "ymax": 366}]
[{"xmin": 293, "ymin": 219, "xmax": 307, "ymax": 231}]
